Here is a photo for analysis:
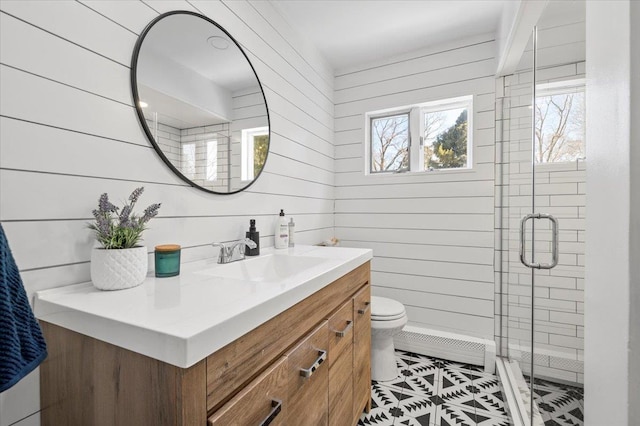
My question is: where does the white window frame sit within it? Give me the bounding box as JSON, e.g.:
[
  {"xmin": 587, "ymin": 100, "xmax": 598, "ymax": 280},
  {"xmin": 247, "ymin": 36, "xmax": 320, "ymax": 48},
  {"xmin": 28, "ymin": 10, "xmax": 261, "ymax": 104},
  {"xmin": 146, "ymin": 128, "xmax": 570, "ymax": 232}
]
[{"xmin": 364, "ymin": 95, "xmax": 473, "ymax": 176}]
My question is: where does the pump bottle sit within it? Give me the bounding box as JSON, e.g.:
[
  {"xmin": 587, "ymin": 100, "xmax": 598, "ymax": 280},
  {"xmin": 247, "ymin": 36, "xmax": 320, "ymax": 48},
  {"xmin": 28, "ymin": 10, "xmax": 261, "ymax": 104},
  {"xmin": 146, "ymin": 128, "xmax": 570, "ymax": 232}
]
[
  {"xmin": 245, "ymin": 219, "xmax": 260, "ymax": 256},
  {"xmin": 274, "ymin": 209, "xmax": 289, "ymax": 249}
]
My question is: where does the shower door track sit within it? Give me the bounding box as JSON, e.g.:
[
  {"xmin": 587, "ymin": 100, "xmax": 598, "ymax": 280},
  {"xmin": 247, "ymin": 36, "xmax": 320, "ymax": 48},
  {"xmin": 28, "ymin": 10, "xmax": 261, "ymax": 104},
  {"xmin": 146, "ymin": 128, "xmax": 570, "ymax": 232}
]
[{"xmin": 496, "ymin": 357, "xmax": 545, "ymax": 426}]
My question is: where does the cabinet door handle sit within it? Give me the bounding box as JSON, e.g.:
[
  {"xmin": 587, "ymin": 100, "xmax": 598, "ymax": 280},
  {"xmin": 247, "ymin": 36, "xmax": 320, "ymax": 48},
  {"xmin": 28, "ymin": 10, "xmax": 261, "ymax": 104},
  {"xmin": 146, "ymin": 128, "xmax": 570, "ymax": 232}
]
[
  {"xmin": 358, "ymin": 301, "xmax": 370, "ymax": 315},
  {"xmin": 299, "ymin": 350, "xmax": 327, "ymax": 378},
  {"xmin": 335, "ymin": 320, "xmax": 353, "ymax": 338},
  {"xmin": 259, "ymin": 399, "xmax": 282, "ymax": 426}
]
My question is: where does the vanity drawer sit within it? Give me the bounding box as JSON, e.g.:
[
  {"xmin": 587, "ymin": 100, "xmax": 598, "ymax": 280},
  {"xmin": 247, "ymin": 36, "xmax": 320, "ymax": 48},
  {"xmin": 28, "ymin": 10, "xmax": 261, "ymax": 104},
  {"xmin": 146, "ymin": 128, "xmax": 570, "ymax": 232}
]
[
  {"xmin": 285, "ymin": 321, "xmax": 329, "ymax": 425},
  {"xmin": 208, "ymin": 357, "xmax": 288, "ymax": 426}
]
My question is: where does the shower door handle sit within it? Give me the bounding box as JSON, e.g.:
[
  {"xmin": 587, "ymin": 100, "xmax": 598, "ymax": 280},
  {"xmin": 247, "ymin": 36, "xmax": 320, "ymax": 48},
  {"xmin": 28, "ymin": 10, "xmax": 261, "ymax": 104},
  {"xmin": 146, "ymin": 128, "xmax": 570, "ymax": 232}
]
[{"xmin": 519, "ymin": 213, "xmax": 559, "ymax": 270}]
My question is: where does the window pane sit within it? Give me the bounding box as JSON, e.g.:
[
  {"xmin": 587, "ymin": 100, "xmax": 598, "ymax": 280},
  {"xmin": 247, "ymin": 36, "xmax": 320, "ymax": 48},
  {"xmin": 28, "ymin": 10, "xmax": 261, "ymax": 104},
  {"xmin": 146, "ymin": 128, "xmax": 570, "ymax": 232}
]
[
  {"xmin": 535, "ymin": 90, "xmax": 585, "ymax": 163},
  {"xmin": 253, "ymin": 134, "xmax": 269, "ymax": 177},
  {"xmin": 181, "ymin": 143, "xmax": 196, "ymax": 179},
  {"xmin": 242, "ymin": 127, "xmax": 268, "ymax": 181},
  {"xmin": 370, "ymin": 113, "xmax": 409, "ymax": 173},
  {"xmin": 424, "ymin": 107, "xmax": 468, "ymax": 170},
  {"xmin": 206, "ymin": 140, "xmax": 217, "ymax": 181}
]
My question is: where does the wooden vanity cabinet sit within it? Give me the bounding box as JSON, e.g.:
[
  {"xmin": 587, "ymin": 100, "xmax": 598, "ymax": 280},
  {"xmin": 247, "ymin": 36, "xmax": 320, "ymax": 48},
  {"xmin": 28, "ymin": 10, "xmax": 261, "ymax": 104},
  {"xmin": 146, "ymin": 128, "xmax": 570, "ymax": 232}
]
[{"xmin": 40, "ymin": 262, "xmax": 371, "ymax": 426}]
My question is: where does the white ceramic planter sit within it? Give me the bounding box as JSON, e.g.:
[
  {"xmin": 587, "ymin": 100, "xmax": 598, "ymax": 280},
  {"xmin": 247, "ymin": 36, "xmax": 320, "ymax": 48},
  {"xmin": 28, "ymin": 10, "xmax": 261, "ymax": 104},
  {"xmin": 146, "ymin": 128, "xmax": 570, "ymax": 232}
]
[{"xmin": 90, "ymin": 246, "xmax": 148, "ymax": 291}]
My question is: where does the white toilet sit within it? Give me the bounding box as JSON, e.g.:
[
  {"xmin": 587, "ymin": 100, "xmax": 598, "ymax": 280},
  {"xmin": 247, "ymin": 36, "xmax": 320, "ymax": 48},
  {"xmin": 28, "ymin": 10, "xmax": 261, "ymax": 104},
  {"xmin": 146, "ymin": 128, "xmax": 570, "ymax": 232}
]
[{"xmin": 370, "ymin": 296, "xmax": 408, "ymax": 382}]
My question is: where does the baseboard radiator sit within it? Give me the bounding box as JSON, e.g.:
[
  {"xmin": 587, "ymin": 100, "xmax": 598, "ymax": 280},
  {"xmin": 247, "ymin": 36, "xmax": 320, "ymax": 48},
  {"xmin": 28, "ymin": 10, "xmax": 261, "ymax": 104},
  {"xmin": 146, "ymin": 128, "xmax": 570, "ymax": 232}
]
[{"xmin": 394, "ymin": 325, "xmax": 497, "ymax": 374}]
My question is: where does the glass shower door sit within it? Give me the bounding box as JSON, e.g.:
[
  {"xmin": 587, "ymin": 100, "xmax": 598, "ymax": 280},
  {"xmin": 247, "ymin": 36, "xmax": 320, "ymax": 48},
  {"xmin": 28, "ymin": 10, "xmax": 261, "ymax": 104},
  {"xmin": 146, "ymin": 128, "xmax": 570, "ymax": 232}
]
[{"xmin": 500, "ymin": 2, "xmax": 586, "ymax": 425}]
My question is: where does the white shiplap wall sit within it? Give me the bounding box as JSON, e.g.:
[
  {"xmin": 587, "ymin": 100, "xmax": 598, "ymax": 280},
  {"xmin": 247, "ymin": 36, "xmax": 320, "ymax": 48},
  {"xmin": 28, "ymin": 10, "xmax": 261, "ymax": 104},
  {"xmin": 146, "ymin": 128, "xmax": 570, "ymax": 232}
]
[
  {"xmin": 0, "ymin": 1, "xmax": 334, "ymax": 425},
  {"xmin": 334, "ymin": 35, "xmax": 497, "ymax": 340}
]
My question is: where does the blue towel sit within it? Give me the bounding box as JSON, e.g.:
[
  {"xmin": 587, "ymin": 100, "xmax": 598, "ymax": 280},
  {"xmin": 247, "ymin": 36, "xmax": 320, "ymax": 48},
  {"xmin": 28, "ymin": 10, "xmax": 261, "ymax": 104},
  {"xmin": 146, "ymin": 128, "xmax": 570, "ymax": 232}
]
[{"xmin": 0, "ymin": 223, "xmax": 47, "ymax": 392}]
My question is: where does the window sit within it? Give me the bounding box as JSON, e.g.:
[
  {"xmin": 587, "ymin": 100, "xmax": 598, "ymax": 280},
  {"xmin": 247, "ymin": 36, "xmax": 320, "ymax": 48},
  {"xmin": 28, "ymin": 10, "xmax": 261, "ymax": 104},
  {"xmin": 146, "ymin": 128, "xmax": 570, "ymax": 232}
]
[
  {"xmin": 241, "ymin": 127, "xmax": 269, "ymax": 181},
  {"xmin": 206, "ymin": 140, "xmax": 217, "ymax": 181},
  {"xmin": 181, "ymin": 142, "xmax": 196, "ymax": 179},
  {"xmin": 535, "ymin": 80, "xmax": 585, "ymax": 163},
  {"xmin": 367, "ymin": 96, "xmax": 472, "ymax": 174},
  {"xmin": 370, "ymin": 113, "xmax": 410, "ymax": 173},
  {"xmin": 423, "ymin": 105, "xmax": 469, "ymax": 170}
]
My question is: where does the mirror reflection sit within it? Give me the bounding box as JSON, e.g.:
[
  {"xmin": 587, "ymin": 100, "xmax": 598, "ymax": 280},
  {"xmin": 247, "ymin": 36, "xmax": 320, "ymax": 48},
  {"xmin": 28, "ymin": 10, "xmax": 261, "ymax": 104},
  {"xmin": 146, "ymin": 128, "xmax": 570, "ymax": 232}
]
[{"xmin": 132, "ymin": 12, "xmax": 269, "ymax": 194}]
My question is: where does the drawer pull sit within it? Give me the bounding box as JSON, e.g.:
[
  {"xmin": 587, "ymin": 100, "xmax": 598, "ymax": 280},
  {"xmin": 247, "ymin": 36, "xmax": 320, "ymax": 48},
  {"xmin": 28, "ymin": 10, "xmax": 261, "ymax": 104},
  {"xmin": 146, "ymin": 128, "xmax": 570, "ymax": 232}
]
[
  {"xmin": 299, "ymin": 350, "xmax": 327, "ymax": 378},
  {"xmin": 335, "ymin": 320, "xmax": 353, "ymax": 338},
  {"xmin": 358, "ymin": 301, "xmax": 371, "ymax": 315},
  {"xmin": 259, "ymin": 399, "xmax": 282, "ymax": 426}
]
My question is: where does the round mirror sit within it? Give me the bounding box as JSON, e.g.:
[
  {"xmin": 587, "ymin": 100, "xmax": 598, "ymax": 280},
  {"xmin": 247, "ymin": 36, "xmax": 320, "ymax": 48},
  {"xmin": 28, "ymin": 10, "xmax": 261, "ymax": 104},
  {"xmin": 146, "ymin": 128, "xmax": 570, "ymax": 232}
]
[{"xmin": 131, "ymin": 11, "xmax": 270, "ymax": 194}]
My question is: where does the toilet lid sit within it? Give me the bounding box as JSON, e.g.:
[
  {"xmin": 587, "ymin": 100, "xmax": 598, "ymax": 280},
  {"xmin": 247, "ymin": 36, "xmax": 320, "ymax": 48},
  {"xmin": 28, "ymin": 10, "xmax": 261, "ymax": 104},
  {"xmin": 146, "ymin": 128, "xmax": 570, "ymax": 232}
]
[{"xmin": 371, "ymin": 296, "xmax": 406, "ymax": 320}]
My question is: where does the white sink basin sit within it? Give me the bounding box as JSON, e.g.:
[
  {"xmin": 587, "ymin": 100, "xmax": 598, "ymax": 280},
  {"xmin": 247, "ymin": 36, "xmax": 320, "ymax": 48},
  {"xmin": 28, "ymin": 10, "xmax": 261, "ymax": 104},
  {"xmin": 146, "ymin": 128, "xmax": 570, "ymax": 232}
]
[{"xmin": 195, "ymin": 254, "xmax": 328, "ymax": 282}]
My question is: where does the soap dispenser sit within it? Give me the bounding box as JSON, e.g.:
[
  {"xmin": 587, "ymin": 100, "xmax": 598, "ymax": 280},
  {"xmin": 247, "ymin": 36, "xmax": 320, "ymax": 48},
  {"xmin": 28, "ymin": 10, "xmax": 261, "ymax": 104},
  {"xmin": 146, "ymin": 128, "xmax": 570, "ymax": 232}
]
[
  {"xmin": 275, "ymin": 209, "xmax": 289, "ymax": 249},
  {"xmin": 245, "ymin": 219, "xmax": 260, "ymax": 256}
]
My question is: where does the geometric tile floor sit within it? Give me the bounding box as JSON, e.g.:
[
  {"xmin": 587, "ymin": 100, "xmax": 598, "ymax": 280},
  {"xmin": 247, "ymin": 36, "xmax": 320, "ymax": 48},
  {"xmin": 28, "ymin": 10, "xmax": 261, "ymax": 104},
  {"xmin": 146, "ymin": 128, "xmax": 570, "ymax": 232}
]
[
  {"xmin": 528, "ymin": 376, "xmax": 584, "ymax": 426},
  {"xmin": 358, "ymin": 350, "xmax": 513, "ymax": 425}
]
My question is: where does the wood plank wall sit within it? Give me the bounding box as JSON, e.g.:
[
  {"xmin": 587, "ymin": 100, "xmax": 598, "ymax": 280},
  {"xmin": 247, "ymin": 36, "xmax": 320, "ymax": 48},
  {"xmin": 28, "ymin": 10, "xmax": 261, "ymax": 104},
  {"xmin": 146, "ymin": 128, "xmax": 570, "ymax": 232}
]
[
  {"xmin": 0, "ymin": 1, "xmax": 334, "ymax": 424},
  {"xmin": 333, "ymin": 35, "xmax": 498, "ymax": 340}
]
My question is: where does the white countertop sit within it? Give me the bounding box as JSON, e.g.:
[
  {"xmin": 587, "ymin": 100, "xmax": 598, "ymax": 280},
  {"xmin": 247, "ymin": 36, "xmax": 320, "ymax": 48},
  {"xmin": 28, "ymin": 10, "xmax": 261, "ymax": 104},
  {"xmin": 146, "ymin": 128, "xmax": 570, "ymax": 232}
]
[{"xmin": 34, "ymin": 245, "xmax": 372, "ymax": 368}]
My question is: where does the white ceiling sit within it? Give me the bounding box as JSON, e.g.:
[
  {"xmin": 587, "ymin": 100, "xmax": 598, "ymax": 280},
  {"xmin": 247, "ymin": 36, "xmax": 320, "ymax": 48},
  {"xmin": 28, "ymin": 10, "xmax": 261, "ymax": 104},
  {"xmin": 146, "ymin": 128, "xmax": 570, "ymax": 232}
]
[{"xmin": 272, "ymin": 0, "xmax": 509, "ymax": 71}]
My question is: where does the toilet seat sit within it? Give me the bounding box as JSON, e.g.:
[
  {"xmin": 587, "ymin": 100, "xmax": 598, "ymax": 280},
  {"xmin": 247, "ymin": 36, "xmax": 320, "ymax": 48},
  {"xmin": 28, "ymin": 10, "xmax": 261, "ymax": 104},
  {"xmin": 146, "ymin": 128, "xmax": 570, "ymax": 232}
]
[{"xmin": 371, "ymin": 296, "xmax": 406, "ymax": 321}]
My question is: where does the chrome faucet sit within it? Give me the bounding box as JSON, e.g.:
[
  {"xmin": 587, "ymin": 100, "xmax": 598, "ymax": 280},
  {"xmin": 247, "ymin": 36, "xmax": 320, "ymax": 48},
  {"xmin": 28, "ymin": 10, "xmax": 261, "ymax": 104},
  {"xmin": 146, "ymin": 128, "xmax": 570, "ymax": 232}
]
[{"xmin": 212, "ymin": 238, "xmax": 258, "ymax": 264}]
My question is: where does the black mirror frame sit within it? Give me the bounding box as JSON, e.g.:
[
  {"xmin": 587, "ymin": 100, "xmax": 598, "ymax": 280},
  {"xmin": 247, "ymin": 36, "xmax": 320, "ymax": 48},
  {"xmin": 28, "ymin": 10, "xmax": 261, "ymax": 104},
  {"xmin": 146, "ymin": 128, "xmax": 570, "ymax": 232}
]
[{"xmin": 130, "ymin": 10, "xmax": 270, "ymax": 195}]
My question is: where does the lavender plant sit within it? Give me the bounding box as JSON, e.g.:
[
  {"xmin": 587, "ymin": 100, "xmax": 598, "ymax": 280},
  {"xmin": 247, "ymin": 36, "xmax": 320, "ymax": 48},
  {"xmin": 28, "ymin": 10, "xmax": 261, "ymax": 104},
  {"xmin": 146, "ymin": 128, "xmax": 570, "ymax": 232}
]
[{"xmin": 88, "ymin": 187, "xmax": 161, "ymax": 249}]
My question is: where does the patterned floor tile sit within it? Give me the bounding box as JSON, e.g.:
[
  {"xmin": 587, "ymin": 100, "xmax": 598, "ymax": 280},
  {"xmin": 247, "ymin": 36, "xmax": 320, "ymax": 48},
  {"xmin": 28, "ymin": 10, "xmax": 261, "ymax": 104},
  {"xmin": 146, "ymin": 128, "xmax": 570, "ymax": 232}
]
[
  {"xmin": 436, "ymin": 403, "xmax": 486, "ymax": 426},
  {"xmin": 389, "ymin": 413, "xmax": 436, "ymax": 426},
  {"xmin": 472, "ymin": 373, "xmax": 503, "ymax": 393},
  {"xmin": 525, "ymin": 376, "xmax": 584, "ymax": 426},
  {"xmin": 360, "ymin": 351, "xmax": 515, "ymax": 426},
  {"xmin": 357, "ymin": 407, "xmax": 396, "ymax": 426},
  {"xmin": 474, "ymin": 391, "xmax": 510, "ymax": 418},
  {"xmin": 395, "ymin": 391, "xmax": 438, "ymax": 420},
  {"xmin": 385, "ymin": 357, "xmax": 440, "ymax": 398},
  {"xmin": 397, "ymin": 354, "xmax": 441, "ymax": 376},
  {"xmin": 437, "ymin": 403, "xmax": 513, "ymax": 426},
  {"xmin": 435, "ymin": 366, "xmax": 477, "ymax": 406},
  {"xmin": 539, "ymin": 397, "xmax": 583, "ymax": 426},
  {"xmin": 371, "ymin": 382, "xmax": 412, "ymax": 408},
  {"xmin": 396, "ymin": 350, "xmax": 438, "ymax": 364}
]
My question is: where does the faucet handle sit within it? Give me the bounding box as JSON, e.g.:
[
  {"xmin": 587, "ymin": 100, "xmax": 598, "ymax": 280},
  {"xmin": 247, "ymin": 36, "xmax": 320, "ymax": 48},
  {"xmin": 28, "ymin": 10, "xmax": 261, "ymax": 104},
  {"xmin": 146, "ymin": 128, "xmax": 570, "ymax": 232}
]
[{"xmin": 211, "ymin": 242, "xmax": 228, "ymax": 262}]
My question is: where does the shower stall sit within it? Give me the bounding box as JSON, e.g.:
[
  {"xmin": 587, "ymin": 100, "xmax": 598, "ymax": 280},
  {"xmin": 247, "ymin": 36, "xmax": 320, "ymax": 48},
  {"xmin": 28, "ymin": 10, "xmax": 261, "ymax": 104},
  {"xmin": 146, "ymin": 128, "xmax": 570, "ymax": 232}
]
[{"xmin": 496, "ymin": 1, "xmax": 586, "ymax": 424}]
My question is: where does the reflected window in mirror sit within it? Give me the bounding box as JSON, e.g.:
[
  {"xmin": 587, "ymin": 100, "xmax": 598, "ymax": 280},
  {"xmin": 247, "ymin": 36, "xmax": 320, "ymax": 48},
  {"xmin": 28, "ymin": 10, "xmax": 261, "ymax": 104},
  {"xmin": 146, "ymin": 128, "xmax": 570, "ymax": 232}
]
[
  {"xmin": 206, "ymin": 140, "xmax": 218, "ymax": 182},
  {"xmin": 182, "ymin": 143, "xmax": 196, "ymax": 179},
  {"xmin": 131, "ymin": 11, "xmax": 270, "ymax": 194},
  {"xmin": 242, "ymin": 127, "xmax": 269, "ymax": 181}
]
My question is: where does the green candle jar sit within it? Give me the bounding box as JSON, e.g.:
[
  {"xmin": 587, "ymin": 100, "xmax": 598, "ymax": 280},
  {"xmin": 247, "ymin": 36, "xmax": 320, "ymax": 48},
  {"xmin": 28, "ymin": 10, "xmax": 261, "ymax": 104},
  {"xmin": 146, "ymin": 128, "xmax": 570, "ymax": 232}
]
[{"xmin": 154, "ymin": 244, "xmax": 181, "ymax": 277}]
